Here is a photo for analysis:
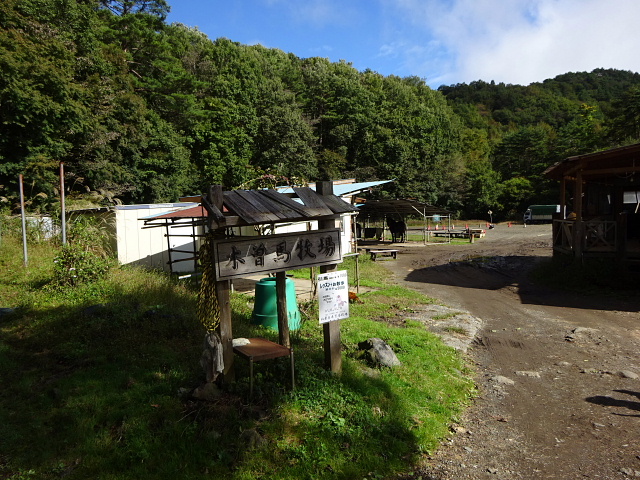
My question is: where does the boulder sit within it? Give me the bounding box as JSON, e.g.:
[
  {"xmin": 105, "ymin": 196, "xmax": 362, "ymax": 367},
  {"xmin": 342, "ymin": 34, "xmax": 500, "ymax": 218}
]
[{"xmin": 357, "ymin": 338, "xmax": 401, "ymax": 368}]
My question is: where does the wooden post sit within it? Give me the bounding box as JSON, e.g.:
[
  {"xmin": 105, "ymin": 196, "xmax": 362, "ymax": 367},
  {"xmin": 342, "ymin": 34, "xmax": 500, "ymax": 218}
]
[
  {"xmin": 210, "ymin": 185, "xmax": 234, "ymax": 382},
  {"xmin": 317, "ymin": 181, "xmax": 342, "ymax": 374},
  {"xmin": 560, "ymin": 177, "xmax": 566, "ymax": 219},
  {"xmin": 573, "ymin": 171, "xmax": 584, "ymax": 261},
  {"xmin": 216, "ymin": 278, "xmax": 234, "ymax": 382},
  {"xmin": 276, "ymin": 270, "xmax": 291, "ymax": 348}
]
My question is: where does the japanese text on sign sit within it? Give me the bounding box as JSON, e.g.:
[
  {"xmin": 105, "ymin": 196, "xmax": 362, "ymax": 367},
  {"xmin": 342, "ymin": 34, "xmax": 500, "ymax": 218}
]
[
  {"xmin": 213, "ymin": 229, "xmax": 342, "ymax": 280},
  {"xmin": 317, "ymin": 270, "xmax": 349, "ymax": 324}
]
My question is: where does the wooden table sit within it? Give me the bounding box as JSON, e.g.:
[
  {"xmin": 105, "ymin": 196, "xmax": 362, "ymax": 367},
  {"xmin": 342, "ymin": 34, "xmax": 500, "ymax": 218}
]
[{"xmin": 232, "ymin": 338, "xmax": 294, "ymax": 397}]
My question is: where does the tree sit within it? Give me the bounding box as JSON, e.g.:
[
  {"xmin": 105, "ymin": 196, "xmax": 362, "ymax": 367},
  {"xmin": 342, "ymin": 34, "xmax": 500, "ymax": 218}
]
[{"xmin": 99, "ymin": 0, "xmax": 169, "ymax": 19}]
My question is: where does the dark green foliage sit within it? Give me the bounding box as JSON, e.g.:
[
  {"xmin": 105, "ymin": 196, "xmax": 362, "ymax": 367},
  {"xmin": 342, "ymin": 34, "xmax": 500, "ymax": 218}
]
[
  {"xmin": 2, "ymin": 0, "xmax": 640, "ymax": 219},
  {"xmin": 440, "ymin": 69, "xmax": 640, "ymax": 218},
  {"xmin": 52, "ymin": 243, "xmax": 111, "ymax": 286}
]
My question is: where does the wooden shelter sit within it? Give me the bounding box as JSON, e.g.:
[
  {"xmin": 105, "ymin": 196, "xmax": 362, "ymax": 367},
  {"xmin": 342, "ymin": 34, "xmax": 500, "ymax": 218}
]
[
  {"xmin": 356, "ymin": 198, "xmax": 451, "ymax": 219},
  {"xmin": 158, "ymin": 184, "xmax": 359, "ymax": 382},
  {"xmin": 543, "ymin": 142, "xmax": 640, "ymax": 268}
]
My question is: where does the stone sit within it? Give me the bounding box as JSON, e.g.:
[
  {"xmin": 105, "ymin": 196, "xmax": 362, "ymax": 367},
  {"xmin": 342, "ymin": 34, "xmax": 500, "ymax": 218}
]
[
  {"xmin": 239, "ymin": 428, "xmax": 266, "ymax": 451},
  {"xmin": 620, "ymin": 370, "xmax": 639, "ymax": 379},
  {"xmin": 491, "ymin": 375, "xmax": 515, "ymax": 385},
  {"xmin": 191, "ymin": 382, "xmax": 222, "ymax": 401},
  {"xmin": 516, "ymin": 371, "xmax": 541, "ymax": 378},
  {"xmin": 357, "ymin": 338, "xmax": 401, "ymax": 368}
]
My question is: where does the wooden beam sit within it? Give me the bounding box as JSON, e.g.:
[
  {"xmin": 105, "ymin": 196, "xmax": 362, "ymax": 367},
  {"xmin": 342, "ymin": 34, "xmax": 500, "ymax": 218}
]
[
  {"xmin": 317, "ymin": 181, "xmax": 342, "ymax": 374},
  {"xmin": 581, "ymin": 166, "xmax": 640, "ymax": 176},
  {"xmin": 216, "ymin": 278, "xmax": 234, "ymax": 382},
  {"xmin": 276, "ymin": 271, "xmax": 291, "ymax": 349}
]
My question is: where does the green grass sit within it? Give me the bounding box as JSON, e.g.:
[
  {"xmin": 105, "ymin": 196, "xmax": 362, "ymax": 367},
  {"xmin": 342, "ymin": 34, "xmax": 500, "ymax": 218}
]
[{"xmin": 0, "ymin": 231, "xmax": 475, "ymax": 479}]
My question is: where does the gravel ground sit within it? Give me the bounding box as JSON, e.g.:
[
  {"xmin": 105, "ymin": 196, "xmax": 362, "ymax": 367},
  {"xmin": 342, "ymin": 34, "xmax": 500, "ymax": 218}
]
[{"xmin": 377, "ymin": 224, "xmax": 640, "ymax": 480}]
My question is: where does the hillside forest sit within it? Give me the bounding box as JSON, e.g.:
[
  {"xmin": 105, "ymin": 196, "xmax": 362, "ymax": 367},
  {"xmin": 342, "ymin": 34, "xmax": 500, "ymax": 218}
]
[{"xmin": 3, "ymin": 0, "xmax": 640, "ymax": 220}]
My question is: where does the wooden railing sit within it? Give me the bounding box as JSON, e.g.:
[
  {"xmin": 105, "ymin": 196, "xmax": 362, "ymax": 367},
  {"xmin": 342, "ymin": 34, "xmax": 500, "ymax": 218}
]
[
  {"xmin": 553, "ymin": 220, "xmax": 574, "ymax": 254},
  {"xmin": 553, "ymin": 219, "xmax": 617, "ymax": 255}
]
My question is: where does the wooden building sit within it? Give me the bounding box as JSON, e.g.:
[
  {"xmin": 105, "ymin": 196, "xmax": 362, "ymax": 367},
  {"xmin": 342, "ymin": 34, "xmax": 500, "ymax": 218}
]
[{"xmin": 543, "ymin": 142, "xmax": 640, "ymax": 268}]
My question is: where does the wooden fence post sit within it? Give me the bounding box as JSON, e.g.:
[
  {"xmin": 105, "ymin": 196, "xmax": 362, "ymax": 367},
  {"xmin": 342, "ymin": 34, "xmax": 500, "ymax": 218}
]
[
  {"xmin": 209, "ymin": 185, "xmax": 234, "ymax": 382},
  {"xmin": 317, "ymin": 181, "xmax": 342, "ymax": 374},
  {"xmin": 276, "ymin": 270, "xmax": 291, "ymax": 348}
]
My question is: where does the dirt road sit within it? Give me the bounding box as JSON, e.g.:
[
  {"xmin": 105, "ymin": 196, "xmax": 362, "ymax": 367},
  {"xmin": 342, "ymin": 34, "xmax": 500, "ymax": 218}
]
[{"xmin": 379, "ymin": 224, "xmax": 640, "ymax": 479}]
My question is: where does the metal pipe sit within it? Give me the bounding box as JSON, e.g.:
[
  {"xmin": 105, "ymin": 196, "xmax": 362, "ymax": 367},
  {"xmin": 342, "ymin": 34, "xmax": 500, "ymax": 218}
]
[
  {"xmin": 60, "ymin": 162, "xmax": 66, "ymax": 245},
  {"xmin": 19, "ymin": 174, "xmax": 28, "ymax": 266}
]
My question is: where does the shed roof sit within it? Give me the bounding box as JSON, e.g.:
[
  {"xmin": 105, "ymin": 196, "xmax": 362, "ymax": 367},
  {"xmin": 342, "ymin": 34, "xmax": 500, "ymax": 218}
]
[
  {"xmin": 145, "ymin": 187, "xmax": 358, "ymax": 229},
  {"xmin": 356, "ymin": 199, "xmax": 451, "ymax": 218},
  {"xmin": 276, "ymin": 179, "xmax": 394, "ymax": 197},
  {"xmin": 543, "ymin": 142, "xmax": 640, "ymax": 181}
]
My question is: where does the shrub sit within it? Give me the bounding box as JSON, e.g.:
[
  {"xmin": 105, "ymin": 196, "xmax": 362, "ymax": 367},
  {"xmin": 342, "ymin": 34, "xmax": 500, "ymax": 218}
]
[{"xmin": 52, "ymin": 243, "xmax": 111, "ymax": 286}]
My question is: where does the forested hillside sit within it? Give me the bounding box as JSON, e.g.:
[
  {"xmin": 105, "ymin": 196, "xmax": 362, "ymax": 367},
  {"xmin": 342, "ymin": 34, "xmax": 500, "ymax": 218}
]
[{"xmin": 3, "ymin": 0, "xmax": 640, "ymax": 219}]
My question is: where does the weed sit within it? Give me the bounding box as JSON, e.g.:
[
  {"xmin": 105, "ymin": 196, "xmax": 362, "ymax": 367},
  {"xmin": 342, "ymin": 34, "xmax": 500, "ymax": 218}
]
[
  {"xmin": 0, "ymin": 222, "xmax": 475, "ymax": 480},
  {"xmin": 443, "ymin": 326, "xmax": 469, "ymax": 336}
]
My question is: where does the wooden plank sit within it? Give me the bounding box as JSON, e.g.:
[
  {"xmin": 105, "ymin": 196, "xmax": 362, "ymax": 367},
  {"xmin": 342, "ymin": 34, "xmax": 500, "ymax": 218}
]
[
  {"xmin": 276, "ymin": 271, "xmax": 290, "ymax": 349},
  {"xmin": 317, "ymin": 181, "xmax": 342, "ymax": 374},
  {"xmin": 213, "ymin": 229, "xmax": 342, "ymax": 280},
  {"xmin": 259, "ymin": 189, "xmax": 314, "ymax": 217},
  {"xmin": 257, "ymin": 190, "xmax": 310, "ymax": 220},
  {"xmin": 320, "ymin": 193, "xmax": 357, "ymax": 214},
  {"xmin": 235, "ymin": 190, "xmax": 289, "ymax": 221},
  {"xmin": 293, "ymin": 187, "xmax": 333, "ymax": 216},
  {"xmin": 216, "ymin": 278, "xmax": 234, "ymax": 382},
  {"xmin": 202, "ymin": 195, "xmax": 226, "ymax": 229},
  {"xmin": 223, "ymin": 190, "xmax": 281, "ymax": 224}
]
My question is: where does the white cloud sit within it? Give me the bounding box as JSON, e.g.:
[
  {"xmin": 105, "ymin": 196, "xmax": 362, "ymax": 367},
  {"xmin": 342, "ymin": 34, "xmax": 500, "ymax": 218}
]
[{"xmin": 391, "ymin": 0, "xmax": 640, "ymax": 86}]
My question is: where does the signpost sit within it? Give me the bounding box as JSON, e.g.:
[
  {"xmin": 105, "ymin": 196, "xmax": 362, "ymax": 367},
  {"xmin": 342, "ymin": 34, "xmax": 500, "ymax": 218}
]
[{"xmin": 212, "ymin": 229, "xmax": 342, "ymax": 280}]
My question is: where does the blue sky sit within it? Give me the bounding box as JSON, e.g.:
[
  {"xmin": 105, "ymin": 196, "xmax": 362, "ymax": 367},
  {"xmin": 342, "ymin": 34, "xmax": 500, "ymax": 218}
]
[{"xmin": 166, "ymin": 0, "xmax": 640, "ymax": 88}]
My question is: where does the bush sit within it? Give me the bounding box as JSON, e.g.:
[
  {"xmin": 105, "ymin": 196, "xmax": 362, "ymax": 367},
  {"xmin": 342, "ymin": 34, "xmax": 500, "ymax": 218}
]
[{"xmin": 52, "ymin": 243, "xmax": 111, "ymax": 286}]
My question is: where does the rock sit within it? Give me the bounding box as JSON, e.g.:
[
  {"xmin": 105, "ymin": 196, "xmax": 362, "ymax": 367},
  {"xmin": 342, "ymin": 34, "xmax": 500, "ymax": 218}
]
[
  {"xmin": 239, "ymin": 428, "xmax": 266, "ymax": 451},
  {"xmin": 619, "ymin": 467, "xmax": 640, "ymax": 477},
  {"xmin": 491, "ymin": 375, "xmax": 515, "ymax": 385},
  {"xmin": 191, "ymin": 382, "xmax": 222, "ymax": 401},
  {"xmin": 516, "ymin": 371, "xmax": 541, "ymax": 378},
  {"xmin": 620, "ymin": 370, "xmax": 639, "ymax": 379},
  {"xmin": 357, "ymin": 338, "xmax": 401, "ymax": 368}
]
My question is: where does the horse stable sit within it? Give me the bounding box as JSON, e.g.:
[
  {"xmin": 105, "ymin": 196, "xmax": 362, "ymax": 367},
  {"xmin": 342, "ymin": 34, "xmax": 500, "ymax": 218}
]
[{"xmin": 543, "ymin": 142, "xmax": 640, "ymax": 269}]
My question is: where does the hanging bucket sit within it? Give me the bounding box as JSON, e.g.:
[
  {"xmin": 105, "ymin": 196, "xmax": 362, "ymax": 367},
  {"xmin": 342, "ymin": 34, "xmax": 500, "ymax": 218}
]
[{"xmin": 251, "ymin": 277, "xmax": 301, "ymax": 331}]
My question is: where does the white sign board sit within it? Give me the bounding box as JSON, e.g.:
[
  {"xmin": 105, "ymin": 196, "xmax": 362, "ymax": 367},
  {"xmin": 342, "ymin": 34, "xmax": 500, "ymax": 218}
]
[{"xmin": 317, "ymin": 270, "xmax": 349, "ymax": 324}]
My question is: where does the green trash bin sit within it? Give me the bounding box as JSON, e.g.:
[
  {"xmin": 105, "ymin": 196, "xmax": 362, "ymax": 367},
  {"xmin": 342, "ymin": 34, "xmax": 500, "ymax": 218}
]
[{"xmin": 251, "ymin": 277, "xmax": 301, "ymax": 331}]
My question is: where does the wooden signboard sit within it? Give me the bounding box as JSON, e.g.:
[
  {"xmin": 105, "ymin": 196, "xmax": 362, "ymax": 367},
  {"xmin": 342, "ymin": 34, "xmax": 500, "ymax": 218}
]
[{"xmin": 213, "ymin": 229, "xmax": 342, "ymax": 280}]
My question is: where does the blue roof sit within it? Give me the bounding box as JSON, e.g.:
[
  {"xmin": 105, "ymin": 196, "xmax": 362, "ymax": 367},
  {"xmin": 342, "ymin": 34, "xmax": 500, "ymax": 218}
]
[{"xmin": 276, "ymin": 180, "xmax": 393, "ymax": 196}]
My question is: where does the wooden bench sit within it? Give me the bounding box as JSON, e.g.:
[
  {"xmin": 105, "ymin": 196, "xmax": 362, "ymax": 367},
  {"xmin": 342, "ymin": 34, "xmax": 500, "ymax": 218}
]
[{"xmin": 368, "ymin": 249, "xmax": 399, "ymax": 261}]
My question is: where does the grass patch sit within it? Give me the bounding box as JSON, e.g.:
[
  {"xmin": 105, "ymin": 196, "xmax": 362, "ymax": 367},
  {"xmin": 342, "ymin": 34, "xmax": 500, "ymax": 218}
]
[
  {"xmin": 443, "ymin": 326, "xmax": 469, "ymax": 336},
  {"xmin": 0, "ymin": 231, "xmax": 475, "ymax": 479},
  {"xmin": 432, "ymin": 312, "xmax": 464, "ymax": 321}
]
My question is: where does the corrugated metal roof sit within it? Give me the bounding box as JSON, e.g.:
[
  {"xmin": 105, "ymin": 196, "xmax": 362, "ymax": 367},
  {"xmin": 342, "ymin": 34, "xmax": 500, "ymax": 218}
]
[{"xmin": 276, "ymin": 179, "xmax": 393, "ymax": 197}]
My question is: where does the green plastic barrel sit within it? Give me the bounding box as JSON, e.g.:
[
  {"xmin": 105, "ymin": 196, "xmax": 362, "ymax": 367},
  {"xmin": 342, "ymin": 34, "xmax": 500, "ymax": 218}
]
[{"xmin": 251, "ymin": 277, "xmax": 301, "ymax": 331}]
